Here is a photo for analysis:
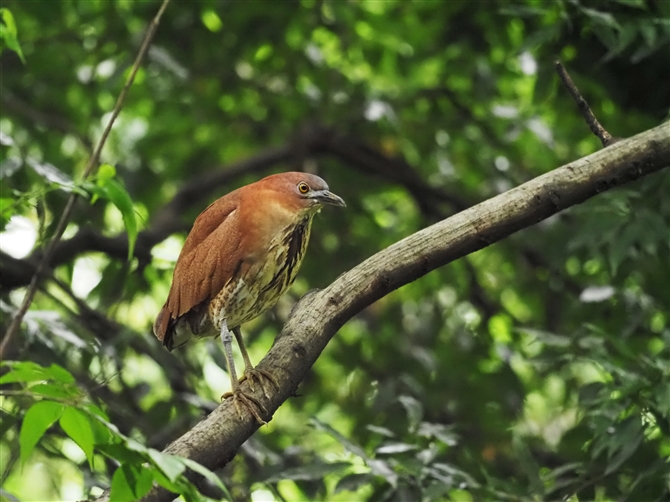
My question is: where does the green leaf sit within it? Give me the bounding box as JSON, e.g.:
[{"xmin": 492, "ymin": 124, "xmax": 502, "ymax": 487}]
[
  {"xmin": 88, "ymin": 413, "xmax": 123, "ymax": 437},
  {"xmin": 262, "ymin": 461, "xmax": 349, "ymax": 483},
  {"xmin": 43, "ymin": 364, "xmax": 75, "ymax": 384},
  {"xmin": 376, "ymin": 442, "xmax": 417, "ymax": 455},
  {"xmin": 417, "ymin": 422, "xmax": 458, "ymax": 446},
  {"xmin": 0, "ymin": 362, "xmax": 77, "ymax": 397},
  {"xmin": 366, "ymin": 425, "xmax": 396, "ymax": 438},
  {"xmin": 498, "ymin": 5, "xmax": 547, "ymax": 17},
  {"xmin": 639, "ymin": 22, "xmax": 657, "ymax": 48},
  {"xmin": 448, "ymin": 489, "xmax": 474, "ymax": 502},
  {"xmin": 335, "ymin": 473, "xmax": 375, "ymax": 494},
  {"xmin": 125, "ymin": 437, "xmax": 149, "ymax": 455},
  {"xmin": 110, "ymin": 464, "xmax": 153, "ymax": 502},
  {"xmin": 605, "ymin": 416, "xmax": 644, "ymax": 475},
  {"xmin": 310, "ymin": 418, "xmax": 398, "ymax": 487},
  {"xmin": 83, "ymin": 402, "xmax": 110, "ymax": 422},
  {"xmin": 0, "ymin": 157, "xmax": 22, "ymax": 179},
  {"xmin": 0, "ymin": 8, "xmax": 26, "ymax": 63},
  {"xmin": 60, "ymin": 407, "xmax": 95, "ymax": 466},
  {"xmin": 0, "ymin": 196, "xmax": 16, "ymax": 231},
  {"xmin": 512, "ymin": 436, "xmax": 544, "ymax": 494},
  {"xmin": 611, "ymin": 0, "xmax": 646, "ymax": 8},
  {"xmin": 89, "ymin": 421, "xmax": 113, "ymax": 448},
  {"xmin": 311, "ymin": 418, "xmax": 369, "ymax": 459},
  {"xmin": 29, "ymin": 383, "xmax": 77, "ymax": 399},
  {"xmin": 180, "ymin": 457, "xmax": 232, "ymax": 499},
  {"xmin": 581, "ymin": 7, "xmax": 621, "ymax": 30},
  {"xmin": 26, "ymin": 158, "xmax": 74, "ymax": 188},
  {"xmin": 398, "ymin": 395, "xmax": 423, "ymax": 430},
  {"xmin": 20, "ymin": 400, "xmax": 65, "ymax": 464},
  {"xmin": 608, "ymin": 222, "xmax": 639, "ymax": 275},
  {"xmin": 148, "ymin": 449, "xmax": 186, "ymax": 482},
  {"xmin": 97, "ymin": 163, "xmax": 117, "ymax": 182},
  {"xmin": 0, "ymin": 361, "xmax": 75, "ymax": 384},
  {"xmin": 81, "ymin": 407, "xmax": 113, "ymax": 446},
  {"xmin": 150, "ymin": 465, "xmax": 181, "ymax": 494},
  {"xmin": 94, "ymin": 172, "xmax": 138, "ymax": 261},
  {"xmin": 0, "ymin": 361, "xmax": 49, "ymax": 384},
  {"xmin": 579, "ymin": 382, "xmax": 605, "ymax": 406},
  {"xmin": 98, "ymin": 443, "xmax": 146, "ymax": 465},
  {"xmin": 110, "ymin": 466, "xmax": 136, "ymax": 502},
  {"xmin": 133, "ymin": 466, "xmax": 155, "ymax": 499}
]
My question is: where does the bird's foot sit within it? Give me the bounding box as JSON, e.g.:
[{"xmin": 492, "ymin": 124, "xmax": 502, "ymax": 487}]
[
  {"xmin": 240, "ymin": 367, "xmax": 279, "ymax": 399},
  {"xmin": 221, "ymin": 388, "xmax": 267, "ymax": 425}
]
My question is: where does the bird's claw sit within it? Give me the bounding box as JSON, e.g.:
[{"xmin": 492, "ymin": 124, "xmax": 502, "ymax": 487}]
[
  {"xmin": 221, "ymin": 368, "xmax": 277, "ymax": 424},
  {"xmin": 221, "ymin": 388, "xmax": 267, "ymax": 425},
  {"xmin": 240, "ymin": 368, "xmax": 279, "ymax": 398}
]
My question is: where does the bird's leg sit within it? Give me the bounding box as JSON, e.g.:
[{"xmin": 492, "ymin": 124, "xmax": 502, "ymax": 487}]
[
  {"xmin": 233, "ymin": 327, "xmax": 279, "ymax": 399},
  {"xmin": 219, "ymin": 320, "xmax": 267, "ymax": 424}
]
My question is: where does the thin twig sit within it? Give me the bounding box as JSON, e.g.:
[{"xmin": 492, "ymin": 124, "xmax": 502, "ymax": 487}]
[
  {"xmin": 0, "ymin": 0, "xmax": 171, "ymax": 359},
  {"xmin": 555, "ymin": 61, "xmax": 615, "ymax": 147}
]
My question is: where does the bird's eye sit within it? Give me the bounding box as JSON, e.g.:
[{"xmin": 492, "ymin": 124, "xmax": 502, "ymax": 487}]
[{"xmin": 297, "ymin": 182, "xmax": 310, "ymax": 194}]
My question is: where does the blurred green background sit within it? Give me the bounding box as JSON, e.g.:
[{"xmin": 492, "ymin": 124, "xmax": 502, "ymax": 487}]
[{"xmin": 1, "ymin": 0, "xmax": 668, "ymax": 500}]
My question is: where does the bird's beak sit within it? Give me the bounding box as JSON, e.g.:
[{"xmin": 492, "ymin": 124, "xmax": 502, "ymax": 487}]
[{"xmin": 309, "ymin": 190, "xmax": 346, "ymax": 207}]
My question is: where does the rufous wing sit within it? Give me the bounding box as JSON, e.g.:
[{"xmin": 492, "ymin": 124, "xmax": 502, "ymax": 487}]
[{"xmin": 153, "ymin": 192, "xmax": 245, "ymax": 348}]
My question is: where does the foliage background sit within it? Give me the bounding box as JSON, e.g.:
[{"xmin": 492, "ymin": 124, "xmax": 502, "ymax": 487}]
[{"xmin": 1, "ymin": 0, "xmax": 669, "ymax": 500}]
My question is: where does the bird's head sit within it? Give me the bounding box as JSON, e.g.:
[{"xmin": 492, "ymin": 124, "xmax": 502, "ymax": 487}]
[{"xmin": 260, "ymin": 172, "xmax": 346, "ymax": 213}]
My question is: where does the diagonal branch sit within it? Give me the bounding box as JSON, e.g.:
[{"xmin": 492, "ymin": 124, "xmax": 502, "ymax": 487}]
[
  {"xmin": 555, "ymin": 61, "xmax": 617, "ymax": 147},
  {"xmin": 95, "ymin": 123, "xmax": 669, "ymax": 502},
  {"xmin": 322, "ymin": 130, "xmax": 469, "ymax": 214}
]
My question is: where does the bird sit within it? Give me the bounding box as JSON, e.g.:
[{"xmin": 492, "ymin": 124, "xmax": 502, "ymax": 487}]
[{"xmin": 153, "ymin": 172, "xmax": 345, "ymax": 423}]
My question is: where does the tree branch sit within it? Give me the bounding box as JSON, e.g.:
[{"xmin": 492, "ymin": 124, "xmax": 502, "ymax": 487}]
[
  {"xmin": 555, "ymin": 61, "xmax": 617, "ymax": 147},
  {"xmin": 306, "ymin": 124, "xmax": 470, "ymax": 214},
  {"xmin": 96, "ymin": 123, "xmax": 670, "ymax": 501}
]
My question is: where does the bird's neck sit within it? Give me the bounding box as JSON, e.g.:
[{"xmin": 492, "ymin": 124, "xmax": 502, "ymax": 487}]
[{"xmin": 264, "ymin": 199, "xmax": 314, "ymax": 230}]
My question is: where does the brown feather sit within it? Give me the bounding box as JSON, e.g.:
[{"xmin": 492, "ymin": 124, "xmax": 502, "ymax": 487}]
[
  {"xmin": 153, "ymin": 172, "xmax": 343, "ymax": 350},
  {"xmin": 154, "ymin": 191, "xmax": 243, "ymax": 345}
]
